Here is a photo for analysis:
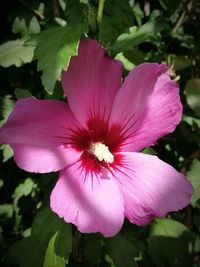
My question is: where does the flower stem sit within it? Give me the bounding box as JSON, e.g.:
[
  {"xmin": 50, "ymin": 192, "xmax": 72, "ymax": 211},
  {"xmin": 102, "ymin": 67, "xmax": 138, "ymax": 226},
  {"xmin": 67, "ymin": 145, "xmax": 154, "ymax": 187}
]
[{"xmin": 97, "ymin": 0, "xmax": 105, "ymax": 25}]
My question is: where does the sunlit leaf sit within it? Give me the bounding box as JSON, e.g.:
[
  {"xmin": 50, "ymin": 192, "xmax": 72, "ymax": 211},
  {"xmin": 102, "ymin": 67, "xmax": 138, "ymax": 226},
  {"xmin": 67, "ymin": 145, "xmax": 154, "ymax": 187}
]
[
  {"xmin": 0, "ymin": 204, "xmax": 13, "ymax": 218},
  {"xmin": 12, "ymin": 17, "xmax": 28, "ymax": 37},
  {"xmin": 185, "ymin": 79, "xmax": 200, "ymax": 117},
  {"xmin": 0, "ymin": 39, "xmax": 35, "ymax": 68},
  {"xmin": 13, "ymin": 178, "xmax": 37, "ymax": 230},
  {"xmin": 112, "ymin": 18, "xmax": 165, "ymax": 54},
  {"xmin": 115, "ymin": 53, "xmax": 136, "ymax": 71},
  {"xmin": 0, "ymin": 179, "xmax": 3, "ymax": 188},
  {"xmin": 34, "ymin": 24, "xmax": 87, "ymax": 94},
  {"xmin": 142, "ymin": 147, "xmax": 157, "ymax": 155},
  {"xmin": 0, "ymin": 95, "xmax": 14, "ymax": 126},
  {"xmin": 187, "ymin": 159, "xmax": 200, "ymax": 207},
  {"xmin": 0, "ymin": 144, "xmax": 14, "ymax": 162},
  {"xmin": 29, "ymin": 16, "xmax": 41, "ymax": 35}
]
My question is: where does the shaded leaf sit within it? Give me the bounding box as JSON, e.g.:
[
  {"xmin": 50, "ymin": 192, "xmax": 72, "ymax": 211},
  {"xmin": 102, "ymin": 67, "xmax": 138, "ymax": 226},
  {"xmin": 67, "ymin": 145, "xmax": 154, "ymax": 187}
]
[
  {"xmin": 84, "ymin": 234, "xmax": 102, "ymax": 264},
  {"xmin": 106, "ymin": 234, "xmax": 138, "ymax": 267},
  {"xmin": 5, "ymin": 208, "xmax": 72, "ymax": 267},
  {"xmin": 15, "ymin": 88, "xmax": 32, "ymax": 99},
  {"xmin": 64, "ymin": 0, "xmax": 89, "ymax": 26},
  {"xmin": 5, "ymin": 237, "xmax": 43, "ymax": 267},
  {"xmin": 99, "ymin": 0, "xmax": 134, "ymax": 45},
  {"xmin": 43, "ymin": 223, "xmax": 72, "ymax": 267},
  {"xmin": 158, "ymin": 0, "xmax": 182, "ymax": 15}
]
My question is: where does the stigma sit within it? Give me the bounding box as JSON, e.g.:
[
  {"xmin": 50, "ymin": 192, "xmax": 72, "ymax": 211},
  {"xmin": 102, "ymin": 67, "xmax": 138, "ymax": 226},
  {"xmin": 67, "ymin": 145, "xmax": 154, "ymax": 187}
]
[{"xmin": 90, "ymin": 142, "xmax": 114, "ymax": 164}]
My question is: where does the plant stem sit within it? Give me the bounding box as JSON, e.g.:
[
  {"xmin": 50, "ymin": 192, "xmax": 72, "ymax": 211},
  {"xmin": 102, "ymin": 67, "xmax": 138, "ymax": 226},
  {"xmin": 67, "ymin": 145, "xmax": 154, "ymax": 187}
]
[{"xmin": 97, "ymin": 0, "xmax": 105, "ymax": 25}]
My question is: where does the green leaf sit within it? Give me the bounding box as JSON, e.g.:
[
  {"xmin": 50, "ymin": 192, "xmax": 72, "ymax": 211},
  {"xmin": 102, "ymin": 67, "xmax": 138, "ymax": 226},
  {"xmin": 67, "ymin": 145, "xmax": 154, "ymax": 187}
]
[
  {"xmin": 43, "ymin": 223, "xmax": 72, "ymax": 267},
  {"xmin": 142, "ymin": 147, "xmax": 157, "ymax": 155},
  {"xmin": 115, "ymin": 47, "xmax": 145, "ymax": 71},
  {"xmin": 84, "ymin": 234, "xmax": 102, "ymax": 264},
  {"xmin": 158, "ymin": 0, "xmax": 182, "ymax": 15},
  {"xmin": 13, "ymin": 178, "xmax": 37, "ymax": 205},
  {"xmin": 44, "ymin": 232, "xmax": 64, "ymax": 267},
  {"xmin": 106, "ymin": 234, "xmax": 138, "ymax": 267},
  {"xmin": 64, "ymin": 0, "xmax": 89, "ymax": 26},
  {"xmin": 0, "ymin": 144, "xmax": 14, "ymax": 162},
  {"xmin": 0, "ymin": 94, "xmax": 15, "ymax": 161},
  {"xmin": 32, "ymin": 209, "xmax": 72, "ymax": 255},
  {"xmin": 13, "ymin": 178, "xmax": 37, "ymax": 230},
  {"xmin": 115, "ymin": 53, "xmax": 136, "ymax": 71},
  {"xmin": 150, "ymin": 218, "xmax": 189, "ymax": 237},
  {"xmin": 187, "ymin": 159, "xmax": 200, "ymax": 207},
  {"xmin": 112, "ymin": 18, "xmax": 165, "ymax": 54},
  {"xmin": 183, "ymin": 115, "xmax": 200, "ymax": 127},
  {"xmin": 32, "ymin": 208, "xmax": 60, "ymax": 244},
  {"xmin": 0, "ymin": 204, "xmax": 13, "ymax": 218},
  {"xmin": 132, "ymin": 3, "xmax": 144, "ymax": 26},
  {"xmin": 29, "ymin": 16, "xmax": 41, "ymax": 35},
  {"xmin": 0, "ymin": 39, "xmax": 35, "ymax": 68},
  {"xmin": 5, "ymin": 237, "xmax": 44, "ymax": 267},
  {"xmin": 5, "ymin": 208, "xmax": 72, "ymax": 267},
  {"xmin": 0, "ymin": 94, "xmax": 14, "ymax": 126},
  {"xmin": 33, "ymin": 208, "xmax": 72, "ymax": 267},
  {"xmin": 12, "ymin": 17, "xmax": 28, "ymax": 37},
  {"xmin": 15, "ymin": 88, "xmax": 32, "ymax": 99},
  {"xmin": 34, "ymin": 24, "xmax": 86, "ymax": 94},
  {"xmin": 0, "ymin": 179, "xmax": 3, "ymax": 188},
  {"xmin": 57, "ymin": 0, "xmax": 66, "ymax": 10},
  {"xmin": 99, "ymin": 0, "xmax": 134, "ymax": 45},
  {"xmin": 148, "ymin": 218, "xmax": 193, "ymax": 267},
  {"xmin": 185, "ymin": 78, "xmax": 200, "ymax": 117}
]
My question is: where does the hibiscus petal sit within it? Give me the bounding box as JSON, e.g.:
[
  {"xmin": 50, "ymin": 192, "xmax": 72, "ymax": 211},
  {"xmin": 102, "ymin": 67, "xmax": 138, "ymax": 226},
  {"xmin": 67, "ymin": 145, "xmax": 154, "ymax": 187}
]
[
  {"xmin": 0, "ymin": 98, "xmax": 81, "ymax": 173},
  {"xmin": 109, "ymin": 63, "xmax": 182, "ymax": 152},
  {"xmin": 112, "ymin": 152, "xmax": 193, "ymax": 225},
  {"xmin": 61, "ymin": 39, "xmax": 123, "ymax": 126},
  {"xmin": 50, "ymin": 162, "xmax": 124, "ymax": 237}
]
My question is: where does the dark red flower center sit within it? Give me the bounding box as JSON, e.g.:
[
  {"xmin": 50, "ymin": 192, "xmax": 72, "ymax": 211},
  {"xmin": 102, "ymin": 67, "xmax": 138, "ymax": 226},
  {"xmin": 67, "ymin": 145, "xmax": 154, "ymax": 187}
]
[{"xmin": 70, "ymin": 116, "xmax": 124, "ymax": 173}]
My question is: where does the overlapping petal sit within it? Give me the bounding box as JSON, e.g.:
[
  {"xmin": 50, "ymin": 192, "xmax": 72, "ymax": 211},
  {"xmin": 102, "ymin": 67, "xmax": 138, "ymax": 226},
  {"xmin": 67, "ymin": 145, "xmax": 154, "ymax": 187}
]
[
  {"xmin": 111, "ymin": 152, "xmax": 193, "ymax": 225},
  {"xmin": 109, "ymin": 63, "xmax": 182, "ymax": 152},
  {"xmin": 50, "ymin": 162, "xmax": 124, "ymax": 237},
  {"xmin": 0, "ymin": 98, "xmax": 81, "ymax": 173},
  {"xmin": 61, "ymin": 39, "xmax": 123, "ymax": 127}
]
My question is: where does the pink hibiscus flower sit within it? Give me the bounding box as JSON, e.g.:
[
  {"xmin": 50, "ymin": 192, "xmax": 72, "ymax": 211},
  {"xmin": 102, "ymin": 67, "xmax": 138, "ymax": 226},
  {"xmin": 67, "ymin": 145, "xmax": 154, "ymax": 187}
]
[{"xmin": 0, "ymin": 39, "xmax": 193, "ymax": 237}]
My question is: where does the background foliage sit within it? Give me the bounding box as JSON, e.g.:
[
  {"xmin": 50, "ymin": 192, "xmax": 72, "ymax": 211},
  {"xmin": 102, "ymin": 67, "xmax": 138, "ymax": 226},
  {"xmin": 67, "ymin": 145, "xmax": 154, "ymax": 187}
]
[{"xmin": 0, "ymin": 0, "xmax": 200, "ymax": 266}]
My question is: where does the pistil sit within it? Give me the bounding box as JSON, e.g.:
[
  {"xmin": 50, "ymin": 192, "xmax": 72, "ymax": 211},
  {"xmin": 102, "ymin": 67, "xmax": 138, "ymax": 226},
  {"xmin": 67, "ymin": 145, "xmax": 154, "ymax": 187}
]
[{"xmin": 90, "ymin": 142, "xmax": 114, "ymax": 164}]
